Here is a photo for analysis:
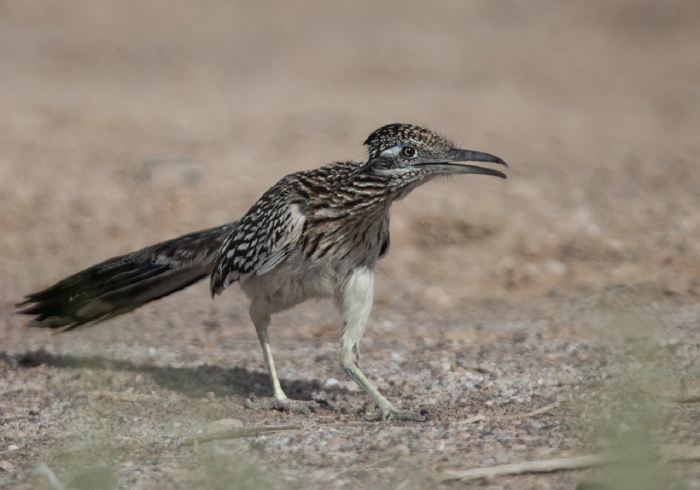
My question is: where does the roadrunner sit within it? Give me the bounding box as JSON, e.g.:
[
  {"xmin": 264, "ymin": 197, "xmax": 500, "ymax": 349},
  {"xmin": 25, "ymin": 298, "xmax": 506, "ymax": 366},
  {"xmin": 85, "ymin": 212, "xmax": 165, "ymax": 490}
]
[{"xmin": 18, "ymin": 123, "xmax": 507, "ymax": 421}]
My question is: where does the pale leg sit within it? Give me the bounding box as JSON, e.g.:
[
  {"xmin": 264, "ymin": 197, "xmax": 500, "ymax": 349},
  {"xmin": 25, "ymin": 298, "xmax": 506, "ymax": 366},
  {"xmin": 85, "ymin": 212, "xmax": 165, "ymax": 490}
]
[
  {"xmin": 246, "ymin": 306, "xmax": 318, "ymax": 413},
  {"xmin": 337, "ymin": 267, "xmax": 424, "ymax": 422}
]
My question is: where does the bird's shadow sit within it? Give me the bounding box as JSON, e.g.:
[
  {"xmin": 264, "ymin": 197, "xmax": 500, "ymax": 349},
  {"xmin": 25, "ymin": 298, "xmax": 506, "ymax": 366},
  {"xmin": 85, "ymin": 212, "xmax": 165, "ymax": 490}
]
[{"xmin": 5, "ymin": 348, "xmax": 340, "ymax": 403}]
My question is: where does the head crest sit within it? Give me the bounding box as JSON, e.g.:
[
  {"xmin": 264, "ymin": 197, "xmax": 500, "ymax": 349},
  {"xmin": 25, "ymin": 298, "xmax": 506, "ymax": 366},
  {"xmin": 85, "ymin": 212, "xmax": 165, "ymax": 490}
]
[{"xmin": 363, "ymin": 123, "xmax": 446, "ymax": 160}]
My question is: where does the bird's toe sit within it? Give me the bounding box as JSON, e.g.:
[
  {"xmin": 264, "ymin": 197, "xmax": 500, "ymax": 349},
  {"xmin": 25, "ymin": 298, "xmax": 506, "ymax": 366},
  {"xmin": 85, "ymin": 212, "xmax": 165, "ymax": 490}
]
[
  {"xmin": 363, "ymin": 405, "xmax": 426, "ymax": 422},
  {"xmin": 245, "ymin": 396, "xmax": 318, "ymax": 414}
]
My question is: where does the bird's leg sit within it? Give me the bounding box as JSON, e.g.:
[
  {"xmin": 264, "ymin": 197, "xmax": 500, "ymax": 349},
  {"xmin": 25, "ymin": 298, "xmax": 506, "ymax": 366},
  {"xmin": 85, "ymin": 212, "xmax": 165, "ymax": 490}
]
[
  {"xmin": 246, "ymin": 308, "xmax": 318, "ymax": 414},
  {"xmin": 338, "ymin": 267, "xmax": 425, "ymax": 422}
]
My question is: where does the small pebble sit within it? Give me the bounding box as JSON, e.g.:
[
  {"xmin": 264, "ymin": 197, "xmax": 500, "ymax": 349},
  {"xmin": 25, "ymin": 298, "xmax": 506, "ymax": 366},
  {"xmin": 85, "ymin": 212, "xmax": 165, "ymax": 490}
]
[{"xmin": 390, "ymin": 352, "xmax": 403, "ymax": 362}]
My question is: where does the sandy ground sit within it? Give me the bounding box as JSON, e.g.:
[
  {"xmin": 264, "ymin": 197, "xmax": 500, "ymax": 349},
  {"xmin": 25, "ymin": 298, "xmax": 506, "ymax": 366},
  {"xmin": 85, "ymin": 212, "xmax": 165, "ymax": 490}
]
[{"xmin": 2, "ymin": 1, "xmax": 700, "ymax": 488}]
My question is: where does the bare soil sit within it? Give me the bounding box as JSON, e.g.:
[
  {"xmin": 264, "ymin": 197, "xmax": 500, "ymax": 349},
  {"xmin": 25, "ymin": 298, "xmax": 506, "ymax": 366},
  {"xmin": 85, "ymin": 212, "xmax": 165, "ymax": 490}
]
[{"xmin": 2, "ymin": 2, "xmax": 700, "ymax": 489}]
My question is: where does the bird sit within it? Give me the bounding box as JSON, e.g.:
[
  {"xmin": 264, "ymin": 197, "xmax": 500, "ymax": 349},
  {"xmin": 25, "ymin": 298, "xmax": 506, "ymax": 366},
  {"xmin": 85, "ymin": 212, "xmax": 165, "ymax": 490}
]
[{"xmin": 17, "ymin": 123, "xmax": 507, "ymax": 422}]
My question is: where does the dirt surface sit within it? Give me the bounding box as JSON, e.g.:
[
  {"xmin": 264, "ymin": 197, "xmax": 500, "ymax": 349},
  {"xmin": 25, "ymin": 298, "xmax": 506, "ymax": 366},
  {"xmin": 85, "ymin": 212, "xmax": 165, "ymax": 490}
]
[{"xmin": 2, "ymin": 2, "xmax": 700, "ymax": 489}]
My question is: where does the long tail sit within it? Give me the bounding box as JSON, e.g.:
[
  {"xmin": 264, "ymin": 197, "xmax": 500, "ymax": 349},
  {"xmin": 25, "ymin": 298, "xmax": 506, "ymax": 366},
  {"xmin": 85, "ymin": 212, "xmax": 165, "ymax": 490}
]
[{"xmin": 16, "ymin": 222, "xmax": 237, "ymax": 331}]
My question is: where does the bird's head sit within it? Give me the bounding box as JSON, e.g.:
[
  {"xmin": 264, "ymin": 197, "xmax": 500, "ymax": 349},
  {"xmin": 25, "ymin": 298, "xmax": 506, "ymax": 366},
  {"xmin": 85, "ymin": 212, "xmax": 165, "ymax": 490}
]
[{"xmin": 362, "ymin": 123, "xmax": 507, "ymax": 184}]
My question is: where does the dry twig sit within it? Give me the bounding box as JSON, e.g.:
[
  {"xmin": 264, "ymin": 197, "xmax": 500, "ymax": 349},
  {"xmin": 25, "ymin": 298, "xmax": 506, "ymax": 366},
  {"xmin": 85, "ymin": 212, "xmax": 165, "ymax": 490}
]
[
  {"xmin": 500, "ymin": 400, "xmax": 561, "ymax": 420},
  {"xmin": 441, "ymin": 445, "xmax": 700, "ymax": 483},
  {"xmin": 180, "ymin": 425, "xmax": 300, "ymax": 446},
  {"xmin": 442, "ymin": 454, "xmax": 607, "ymax": 482},
  {"xmin": 457, "ymin": 413, "xmax": 487, "ymax": 425},
  {"xmin": 456, "ymin": 401, "xmax": 559, "ymax": 426},
  {"xmin": 670, "ymin": 395, "xmax": 700, "ymax": 404}
]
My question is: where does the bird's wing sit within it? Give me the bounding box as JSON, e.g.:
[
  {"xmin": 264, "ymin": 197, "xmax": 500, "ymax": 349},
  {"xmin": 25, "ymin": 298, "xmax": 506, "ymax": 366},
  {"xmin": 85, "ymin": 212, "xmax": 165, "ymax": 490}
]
[{"xmin": 210, "ymin": 184, "xmax": 306, "ymax": 295}]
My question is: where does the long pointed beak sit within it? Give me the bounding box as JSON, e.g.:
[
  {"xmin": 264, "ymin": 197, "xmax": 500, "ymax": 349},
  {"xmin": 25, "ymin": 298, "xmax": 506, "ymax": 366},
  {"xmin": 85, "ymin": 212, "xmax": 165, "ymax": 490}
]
[{"xmin": 416, "ymin": 148, "xmax": 508, "ymax": 179}]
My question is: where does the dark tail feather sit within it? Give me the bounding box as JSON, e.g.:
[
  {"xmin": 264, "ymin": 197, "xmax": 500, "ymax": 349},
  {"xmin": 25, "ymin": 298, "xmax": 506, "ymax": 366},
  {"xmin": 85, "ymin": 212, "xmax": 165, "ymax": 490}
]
[{"xmin": 17, "ymin": 222, "xmax": 236, "ymax": 331}]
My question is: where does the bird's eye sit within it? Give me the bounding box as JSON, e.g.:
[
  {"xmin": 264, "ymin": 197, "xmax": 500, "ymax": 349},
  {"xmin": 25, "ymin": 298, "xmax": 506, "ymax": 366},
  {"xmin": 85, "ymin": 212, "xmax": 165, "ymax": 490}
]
[{"xmin": 400, "ymin": 146, "xmax": 416, "ymax": 158}]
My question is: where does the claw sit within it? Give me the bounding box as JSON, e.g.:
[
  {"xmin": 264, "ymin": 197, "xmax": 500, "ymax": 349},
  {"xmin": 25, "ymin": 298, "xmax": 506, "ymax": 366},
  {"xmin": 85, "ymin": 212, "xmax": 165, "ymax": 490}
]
[
  {"xmin": 364, "ymin": 405, "xmax": 426, "ymax": 422},
  {"xmin": 245, "ymin": 396, "xmax": 318, "ymax": 414}
]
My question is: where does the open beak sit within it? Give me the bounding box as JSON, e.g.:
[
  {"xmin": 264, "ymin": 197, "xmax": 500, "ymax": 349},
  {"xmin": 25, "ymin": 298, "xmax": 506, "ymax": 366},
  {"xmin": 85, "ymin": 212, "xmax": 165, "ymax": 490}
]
[{"xmin": 416, "ymin": 148, "xmax": 508, "ymax": 179}]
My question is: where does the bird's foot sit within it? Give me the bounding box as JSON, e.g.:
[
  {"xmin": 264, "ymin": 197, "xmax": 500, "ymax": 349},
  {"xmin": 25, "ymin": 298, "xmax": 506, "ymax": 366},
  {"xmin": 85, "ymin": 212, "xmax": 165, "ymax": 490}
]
[
  {"xmin": 364, "ymin": 404, "xmax": 427, "ymax": 422},
  {"xmin": 245, "ymin": 396, "xmax": 319, "ymax": 414}
]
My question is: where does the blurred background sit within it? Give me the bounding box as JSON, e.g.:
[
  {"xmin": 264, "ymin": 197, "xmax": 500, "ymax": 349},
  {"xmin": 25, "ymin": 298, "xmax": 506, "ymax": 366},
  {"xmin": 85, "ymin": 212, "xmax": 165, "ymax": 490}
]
[
  {"xmin": 1, "ymin": 1, "xmax": 699, "ymax": 487},
  {"xmin": 2, "ymin": 0, "xmax": 699, "ymax": 306}
]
